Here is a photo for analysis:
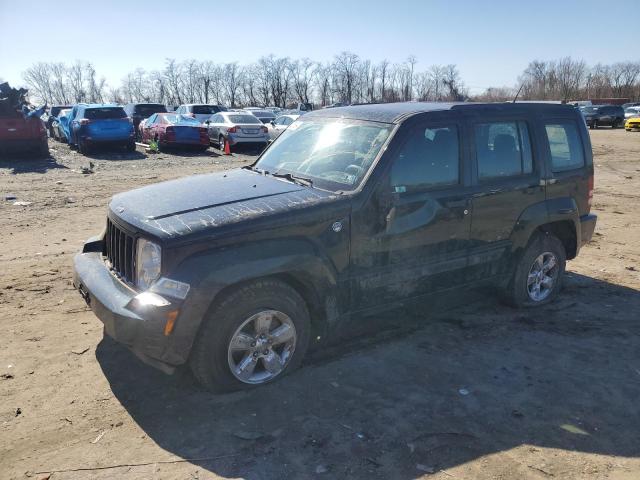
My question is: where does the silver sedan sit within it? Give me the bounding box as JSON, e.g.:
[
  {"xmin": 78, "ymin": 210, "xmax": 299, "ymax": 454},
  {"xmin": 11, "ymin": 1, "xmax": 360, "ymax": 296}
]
[
  {"xmin": 205, "ymin": 112, "xmax": 270, "ymax": 151},
  {"xmin": 267, "ymin": 114, "xmax": 300, "ymax": 141}
]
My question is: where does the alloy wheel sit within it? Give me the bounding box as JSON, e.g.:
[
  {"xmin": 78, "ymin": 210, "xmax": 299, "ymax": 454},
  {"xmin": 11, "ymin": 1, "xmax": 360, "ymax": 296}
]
[
  {"xmin": 527, "ymin": 252, "xmax": 559, "ymax": 302},
  {"xmin": 227, "ymin": 310, "xmax": 297, "ymax": 384}
]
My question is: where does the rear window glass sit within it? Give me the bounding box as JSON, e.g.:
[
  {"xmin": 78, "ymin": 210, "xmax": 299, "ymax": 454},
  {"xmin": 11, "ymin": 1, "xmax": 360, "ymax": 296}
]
[
  {"xmin": 251, "ymin": 110, "xmax": 274, "ymax": 117},
  {"xmin": 84, "ymin": 107, "xmax": 127, "ymax": 119},
  {"xmin": 545, "ymin": 122, "xmax": 585, "ymax": 171},
  {"xmin": 226, "ymin": 114, "xmax": 261, "ymax": 124},
  {"xmin": 475, "ymin": 121, "xmax": 533, "ymax": 180},
  {"xmin": 162, "ymin": 114, "xmax": 201, "ymax": 125},
  {"xmin": 136, "ymin": 104, "xmax": 166, "ymax": 116},
  {"xmin": 192, "ymin": 105, "xmax": 221, "ymax": 114}
]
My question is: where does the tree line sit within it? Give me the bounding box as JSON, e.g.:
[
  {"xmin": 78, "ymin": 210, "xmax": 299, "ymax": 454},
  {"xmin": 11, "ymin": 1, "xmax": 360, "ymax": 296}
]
[{"xmin": 21, "ymin": 53, "xmax": 640, "ymax": 108}]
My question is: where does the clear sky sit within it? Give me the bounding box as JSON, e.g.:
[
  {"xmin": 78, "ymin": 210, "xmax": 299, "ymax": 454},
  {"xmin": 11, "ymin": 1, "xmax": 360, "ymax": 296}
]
[{"xmin": 0, "ymin": 0, "xmax": 636, "ymax": 94}]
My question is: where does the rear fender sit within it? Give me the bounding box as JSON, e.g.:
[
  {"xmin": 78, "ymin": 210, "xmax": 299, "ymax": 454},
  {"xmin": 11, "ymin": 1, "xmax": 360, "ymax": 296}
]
[
  {"xmin": 510, "ymin": 197, "xmax": 580, "ymax": 256},
  {"xmin": 163, "ymin": 239, "xmax": 339, "ymax": 365}
]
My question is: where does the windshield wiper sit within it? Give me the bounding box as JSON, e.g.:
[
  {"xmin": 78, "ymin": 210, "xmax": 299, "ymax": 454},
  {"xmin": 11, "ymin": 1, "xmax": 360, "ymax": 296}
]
[
  {"xmin": 271, "ymin": 171, "xmax": 313, "ymax": 187},
  {"xmin": 244, "ymin": 165, "xmax": 269, "ymax": 175}
]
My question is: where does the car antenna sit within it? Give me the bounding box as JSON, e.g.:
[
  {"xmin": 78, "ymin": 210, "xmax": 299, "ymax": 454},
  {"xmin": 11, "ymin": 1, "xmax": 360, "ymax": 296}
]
[{"xmin": 512, "ymin": 83, "xmax": 525, "ymax": 103}]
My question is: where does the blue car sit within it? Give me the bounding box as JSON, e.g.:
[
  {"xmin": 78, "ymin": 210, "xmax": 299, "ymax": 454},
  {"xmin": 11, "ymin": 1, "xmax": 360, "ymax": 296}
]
[{"xmin": 61, "ymin": 104, "xmax": 135, "ymax": 154}]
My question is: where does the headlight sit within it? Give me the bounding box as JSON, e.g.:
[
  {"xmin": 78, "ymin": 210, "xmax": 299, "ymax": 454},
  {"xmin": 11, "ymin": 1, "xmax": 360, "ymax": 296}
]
[{"xmin": 136, "ymin": 238, "xmax": 161, "ymax": 290}]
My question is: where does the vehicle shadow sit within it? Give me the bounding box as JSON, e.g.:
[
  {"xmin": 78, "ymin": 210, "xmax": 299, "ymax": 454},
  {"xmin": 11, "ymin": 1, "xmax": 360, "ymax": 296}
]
[
  {"xmin": 0, "ymin": 153, "xmax": 69, "ymax": 174},
  {"xmin": 96, "ymin": 272, "xmax": 640, "ymax": 479},
  {"xmin": 82, "ymin": 146, "xmax": 147, "ymax": 161}
]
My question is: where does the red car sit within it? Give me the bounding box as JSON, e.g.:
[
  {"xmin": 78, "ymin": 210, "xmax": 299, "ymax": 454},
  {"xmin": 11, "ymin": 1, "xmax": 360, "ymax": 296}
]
[
  {"xmin": 0, "ymin": 110, "xmax": 48, "ymax": 157},
  {"xmin": 140, "ymin": 113, "xmax": 209, "ymax": 151}
]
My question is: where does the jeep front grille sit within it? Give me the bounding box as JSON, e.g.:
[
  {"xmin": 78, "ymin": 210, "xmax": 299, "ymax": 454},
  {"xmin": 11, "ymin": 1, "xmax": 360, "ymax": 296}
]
[{"xmin": 104, "ymin": 219, "xmax": 136, "ymax": 284}]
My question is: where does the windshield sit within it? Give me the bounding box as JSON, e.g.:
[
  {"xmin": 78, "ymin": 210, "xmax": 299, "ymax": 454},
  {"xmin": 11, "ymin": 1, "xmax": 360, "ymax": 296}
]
[
  {"xmin": 162, "ymin": 114, "xmax": 201, "ymax": 125},
  {"xmin": 255, "ymin": 119, "xmax": 393, "ymax": 191},
  {"xmin": 227, "ymin": 114, "xmax": 261, "ymax": 124},
  {"xmin": 192, "ymin": 105, "xmax": 220, "ymax": 114},
  {"xmin": 580, "ymin": 106, "xmax": 599, "ymax": 114},
  {"xmin": 85, "ymin": 107, "xmax": 127, "ymax": 119}
]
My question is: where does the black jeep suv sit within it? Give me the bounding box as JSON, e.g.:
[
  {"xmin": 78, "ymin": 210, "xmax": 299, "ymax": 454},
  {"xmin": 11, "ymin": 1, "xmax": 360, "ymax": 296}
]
[{"xmin": 74, "ymin": 102, "xmax": 597, "ymax": 392}]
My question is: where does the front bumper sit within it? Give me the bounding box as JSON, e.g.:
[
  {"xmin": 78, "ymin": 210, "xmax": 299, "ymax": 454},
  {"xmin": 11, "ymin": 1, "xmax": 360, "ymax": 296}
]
[
  {"xmin": 580, "ymin": 213, "xmax": 597, "ymax": 246},
  {"xmin": 625, "ymin": 121, "xmax": 640, "ymax": 130},
  {"xmin": 73, "ymin": 250, "xmax": 179, "ymax": 373}
]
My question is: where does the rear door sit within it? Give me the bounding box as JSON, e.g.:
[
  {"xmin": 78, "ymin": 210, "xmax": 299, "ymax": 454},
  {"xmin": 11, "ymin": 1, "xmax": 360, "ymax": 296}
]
[{"xmin": 467, "ymin": 113, "xmax": 546, "ymax": 279}]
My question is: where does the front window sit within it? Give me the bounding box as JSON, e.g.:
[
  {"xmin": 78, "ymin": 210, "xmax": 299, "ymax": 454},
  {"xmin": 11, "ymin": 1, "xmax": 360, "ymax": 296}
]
[{"xmin": 255, "ymin": 118, "xmax": 393, "ymax": 191}]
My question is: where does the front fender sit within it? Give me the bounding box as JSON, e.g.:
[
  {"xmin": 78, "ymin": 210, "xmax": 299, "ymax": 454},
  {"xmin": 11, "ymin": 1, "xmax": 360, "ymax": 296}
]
[{"xmin": 162, "ymin": 239, "xmax": 340, "ymax": 365}]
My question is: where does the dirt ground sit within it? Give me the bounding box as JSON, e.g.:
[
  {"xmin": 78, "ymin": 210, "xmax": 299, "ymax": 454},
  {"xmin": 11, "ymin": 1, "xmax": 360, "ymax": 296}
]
[{"xmin": 1, "ymin": 129, "xmax": 639, "ymax": 480}]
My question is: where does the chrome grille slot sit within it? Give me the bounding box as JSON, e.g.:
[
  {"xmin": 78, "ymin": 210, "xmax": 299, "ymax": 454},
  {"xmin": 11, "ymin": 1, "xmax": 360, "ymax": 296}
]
[{"xmin": 104, "ymin": 219, "xmax": 136, "ymax": 284}]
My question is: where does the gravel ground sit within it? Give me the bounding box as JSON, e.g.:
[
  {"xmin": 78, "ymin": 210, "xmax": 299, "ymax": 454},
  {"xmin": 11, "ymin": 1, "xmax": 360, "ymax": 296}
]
[{"xmin": 1, "ymin": 130, "xmax": 639, "ymax": 480}]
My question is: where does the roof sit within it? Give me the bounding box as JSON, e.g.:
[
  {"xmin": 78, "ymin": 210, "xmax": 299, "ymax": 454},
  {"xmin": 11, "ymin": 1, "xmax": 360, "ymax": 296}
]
[
  {"xmin": 77, "ymin": 103, "xmax": 122, "ymax": 109},
  {"xmin": 306, "ymin": 101, "xmax": 577, "ymax": 124}
]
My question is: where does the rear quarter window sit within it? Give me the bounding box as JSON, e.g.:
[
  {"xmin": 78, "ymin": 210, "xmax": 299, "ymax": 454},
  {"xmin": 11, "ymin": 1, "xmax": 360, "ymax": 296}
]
[{"xmin": 545, "ymin": 122, "xmax": 585, "ymax": 172}]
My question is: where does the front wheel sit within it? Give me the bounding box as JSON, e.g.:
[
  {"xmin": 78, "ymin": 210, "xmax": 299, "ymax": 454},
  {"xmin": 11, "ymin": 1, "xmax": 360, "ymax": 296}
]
[
  {"xmin": 503, "ymin": 232, "xmax": 566, "ymax": 308},
  {"xmin": 218, "ymin": 135, "xmax": 226, "ymax": 151},
  {"xmin": 190, "ymin": 279, "xmax": 311, "ymax": 392}
]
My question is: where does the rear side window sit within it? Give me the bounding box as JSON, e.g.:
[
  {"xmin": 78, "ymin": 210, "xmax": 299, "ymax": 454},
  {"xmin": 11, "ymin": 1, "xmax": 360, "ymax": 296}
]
[
  {"xmin": 84, "ymin": 107, "xmax": 127, "ymax": 120},
  {"xmin": 475, "ymin": 121, "xmax": 533, "ymax": 180},
  {"xmin": 390, "ymin": 125, "xmax": 460, "ymax": 191},
  {"xmin": 545, "ymin": 122, "xmax": 585, "ymax": 171}
]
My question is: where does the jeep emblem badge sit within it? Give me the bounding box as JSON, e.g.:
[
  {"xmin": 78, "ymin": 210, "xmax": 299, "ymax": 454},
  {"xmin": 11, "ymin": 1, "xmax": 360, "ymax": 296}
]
[{"xmin": 332, "ymin": 221, "xmax": 342, "ymax": 233}]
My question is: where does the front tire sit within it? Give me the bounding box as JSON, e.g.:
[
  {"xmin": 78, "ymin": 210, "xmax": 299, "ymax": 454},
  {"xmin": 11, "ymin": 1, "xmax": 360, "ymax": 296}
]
[
  {"xmin": 503, "ymin": 232, "xmax": 566, "ymax": 308},
  {"xmin": 190, "ymin": 279, "xmax": 311, "ymax": 392},
  {"xmin": 218, "ymin": 135, "xmax": 226, "ymax": 151}
]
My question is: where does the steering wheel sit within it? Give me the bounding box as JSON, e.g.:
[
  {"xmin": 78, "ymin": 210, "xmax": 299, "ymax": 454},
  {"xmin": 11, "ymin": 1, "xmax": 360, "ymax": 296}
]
[{"xmin": 298, "ymin": 151, "xmax": 353, "ymax": 174}]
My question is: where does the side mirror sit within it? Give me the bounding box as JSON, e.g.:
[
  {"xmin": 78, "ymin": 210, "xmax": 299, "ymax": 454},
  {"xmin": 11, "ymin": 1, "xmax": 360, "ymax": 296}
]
[
  {"xmin": 270, "ymin": 121, "xmax": 275, "ymax": 126},
  {"xmin": 205, "ymin": 120, "xmax": 210, "ymax": 125}
]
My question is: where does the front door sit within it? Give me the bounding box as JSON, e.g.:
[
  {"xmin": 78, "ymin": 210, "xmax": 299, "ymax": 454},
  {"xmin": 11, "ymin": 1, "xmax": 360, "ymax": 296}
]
[{"xmin": 350, "ymin": 119, "xmax": 473, "ymax": 312}]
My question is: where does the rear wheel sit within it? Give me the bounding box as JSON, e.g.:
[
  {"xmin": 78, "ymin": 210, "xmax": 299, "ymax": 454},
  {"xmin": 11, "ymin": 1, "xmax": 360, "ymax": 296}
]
[
  {"xmin": 503, "ymin": 232, "xmax": 566, "ymax": 308},
  {"xmin": 218, "ymin": 135, "xmax": 226, "ymax": 152},
  {"xmin": 78, "ymin": 137, "xmax": 89, "ymax": 155},
  {"xmin": 190, "ymin": 279, "xmax": 311, "ymax": 392}
]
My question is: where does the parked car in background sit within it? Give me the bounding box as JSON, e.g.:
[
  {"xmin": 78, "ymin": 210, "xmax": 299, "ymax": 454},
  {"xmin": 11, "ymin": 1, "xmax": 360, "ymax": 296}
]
[
  {"xmin": 205, "ymin": 111, "xmax": 270, "ymax": 151},
  {"xmin": 622, "ymin": 102, "xmax": 640, "ymax": 109},
  {"xmin": 267, "ymin": 113, "xmax": 300, "ymax": 141},
  {"xmin": 624, "ymin": 107, "xmax": 640, "ymax": 120},
  {"xmin": 140, "ymin": 113, "xmax": 209, "ymax": 151},
  {"xmin": 244, "ymin": 109, "xmax": 276, "ymax": 124},
  {"xmin": 124, "ymin": 103, "xmax": 167, "ymax": 139},
  {"xmin": 62, "ymin": 104, "xmax": 135, "ymax": 154},
  {"xmin": 50, "ymin": 108, "xmax": 71, "ymax": 142},
  {"xmin": 580, "ymin": 105, "xmax": 625, "ymax": 129},
  {"xmin": 626, "ymin": 115, "xmax": 640, "ymax": 131},
  {"xmin": 46, "ymin": 105, "xmax": 72, "ymax": 137},
  {"xmin": 175, "ymin": 104, "xmax": 226, "ymax": 123},
  {"xmin": 0, "ymin": 108, "xmax": 48, "ymax": 156}
]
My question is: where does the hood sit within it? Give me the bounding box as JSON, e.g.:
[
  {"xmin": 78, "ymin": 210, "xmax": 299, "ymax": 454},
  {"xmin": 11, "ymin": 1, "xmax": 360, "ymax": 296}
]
[{"xmin": 109, "ymin": 168, "xmax": 338, "ymax": 240}]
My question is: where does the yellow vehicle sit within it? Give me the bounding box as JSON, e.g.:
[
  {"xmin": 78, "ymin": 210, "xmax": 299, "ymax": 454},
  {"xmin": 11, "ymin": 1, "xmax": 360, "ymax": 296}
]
[{"xmin": 626, "ymin": 117, "xmax": 640, "ymax": 131}]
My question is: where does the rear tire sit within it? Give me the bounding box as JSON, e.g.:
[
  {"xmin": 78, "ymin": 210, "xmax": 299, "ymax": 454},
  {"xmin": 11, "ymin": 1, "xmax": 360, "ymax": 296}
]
[
  {"xmin": 190, "ymin": 279, "xmax": 311, "ymax": 393},
  {"xmin": 502, "ymin": 232, "xmax": 566, "ymax": 308},
  {"xmin": 78, "ymin": 137, "xmax": 89, "ymax": 155},
  {"xmin": 218, "ymin": 135, "xmax": 226, "ymax": 151}
]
